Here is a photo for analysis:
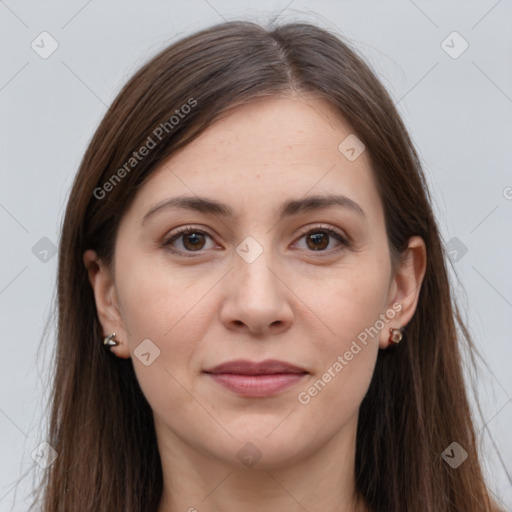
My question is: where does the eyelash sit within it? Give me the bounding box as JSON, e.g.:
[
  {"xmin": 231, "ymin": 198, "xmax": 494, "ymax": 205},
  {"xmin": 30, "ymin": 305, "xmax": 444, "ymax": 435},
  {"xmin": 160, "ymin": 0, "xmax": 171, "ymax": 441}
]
[{"xmin": 162, "ymin": 224, "xmax": 350, "ymax": 258}]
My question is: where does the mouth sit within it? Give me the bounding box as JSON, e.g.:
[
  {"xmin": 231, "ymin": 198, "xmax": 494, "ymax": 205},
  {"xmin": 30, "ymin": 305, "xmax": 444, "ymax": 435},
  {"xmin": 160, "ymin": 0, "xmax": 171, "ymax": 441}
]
[{"xmin": 203, "ymin": 359, "xmax": 309, "ymax": 398}]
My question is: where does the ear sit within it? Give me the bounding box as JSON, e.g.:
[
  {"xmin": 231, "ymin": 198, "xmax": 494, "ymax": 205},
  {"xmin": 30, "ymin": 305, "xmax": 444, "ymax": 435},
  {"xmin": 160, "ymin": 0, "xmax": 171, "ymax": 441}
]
[
  {"xmin": 379, "ymin": 236, "xmax": 427, "ymax": 349},
  {"xmin": 83, "ymin": 249, "xmax": 131, "ymax": 359}
]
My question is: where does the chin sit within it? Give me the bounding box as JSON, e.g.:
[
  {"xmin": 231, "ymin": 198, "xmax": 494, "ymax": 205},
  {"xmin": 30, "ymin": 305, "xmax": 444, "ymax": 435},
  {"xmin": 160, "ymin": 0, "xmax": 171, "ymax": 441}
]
[{"xmin": 215, "ymin": 428, "xmax": 319, "ymax": 470}]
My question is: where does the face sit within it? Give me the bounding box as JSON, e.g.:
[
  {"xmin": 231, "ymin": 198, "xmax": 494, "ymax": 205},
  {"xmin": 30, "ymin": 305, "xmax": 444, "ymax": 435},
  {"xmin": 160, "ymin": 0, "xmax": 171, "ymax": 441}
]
[{"xmin": 85, "ymin": 95, "xmax": 425, "ymax": 470}]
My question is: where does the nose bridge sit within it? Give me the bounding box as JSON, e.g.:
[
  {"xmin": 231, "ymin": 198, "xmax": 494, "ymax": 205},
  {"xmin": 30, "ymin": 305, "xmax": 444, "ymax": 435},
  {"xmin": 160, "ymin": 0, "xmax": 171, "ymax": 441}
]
[
  {"xmin": 220, "ymin": 232, "xmax": 293, "ymax": 334},
  {"xmin": 234, "ymin": 233, "xmax": 281, "ymax": 301}
]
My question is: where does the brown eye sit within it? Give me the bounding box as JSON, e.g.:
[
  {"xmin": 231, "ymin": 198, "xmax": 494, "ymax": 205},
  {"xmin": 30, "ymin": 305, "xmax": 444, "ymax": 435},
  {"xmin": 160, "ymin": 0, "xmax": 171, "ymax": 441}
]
[
  {"xmin": 182, "ymin": 232, "xmax": 206, "ymax": 251},
  {"xmin": 164, "ymin": 226, "xmax": 216, "ymax": 256},
  {"xmin": 306, "ymin": 231, "xmax": 330, "ymax": 251},
  {"xmin": 294, "ymin": 226, "xmax": 349, "ymax": 255}
]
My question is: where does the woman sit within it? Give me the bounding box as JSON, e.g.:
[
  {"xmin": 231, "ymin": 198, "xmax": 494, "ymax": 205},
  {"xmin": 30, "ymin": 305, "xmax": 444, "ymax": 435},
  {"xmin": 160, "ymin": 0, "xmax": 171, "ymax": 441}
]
[{"xmin": 32, "ymin": 20, "xmax": 503, "ymax": 511}]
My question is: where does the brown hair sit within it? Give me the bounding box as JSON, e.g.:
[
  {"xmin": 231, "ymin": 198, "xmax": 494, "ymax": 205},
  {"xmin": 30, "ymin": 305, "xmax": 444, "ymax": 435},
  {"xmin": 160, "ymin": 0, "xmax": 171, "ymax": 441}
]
[{"xmin": 29, "ymin": 20, "xmax": 503, "ymax": 511}]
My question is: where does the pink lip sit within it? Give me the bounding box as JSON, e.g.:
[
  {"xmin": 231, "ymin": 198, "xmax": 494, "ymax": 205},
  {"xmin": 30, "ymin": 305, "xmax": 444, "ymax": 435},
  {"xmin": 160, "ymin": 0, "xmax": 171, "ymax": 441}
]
[{"xmin": 203, "ymin": 359, "xmax": 308, "ymax": 397}]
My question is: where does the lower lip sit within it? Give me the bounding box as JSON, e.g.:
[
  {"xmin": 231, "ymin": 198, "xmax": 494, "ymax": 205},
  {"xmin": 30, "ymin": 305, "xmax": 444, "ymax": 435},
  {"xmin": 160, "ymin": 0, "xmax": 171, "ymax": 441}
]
[{"xmin": 205, "ymin": 373, "xmax": 307, "ymax": 397}]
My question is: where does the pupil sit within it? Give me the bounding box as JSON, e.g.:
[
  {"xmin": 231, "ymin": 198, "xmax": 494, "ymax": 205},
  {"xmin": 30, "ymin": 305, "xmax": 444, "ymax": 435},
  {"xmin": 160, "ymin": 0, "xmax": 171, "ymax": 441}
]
[
  {"xmin": 185, "ymin": 233, "xmax": 204, "ymax": 250},
  {"xmin": 308, "ymin": 232, "xmax": 328, "ymax": 250}
]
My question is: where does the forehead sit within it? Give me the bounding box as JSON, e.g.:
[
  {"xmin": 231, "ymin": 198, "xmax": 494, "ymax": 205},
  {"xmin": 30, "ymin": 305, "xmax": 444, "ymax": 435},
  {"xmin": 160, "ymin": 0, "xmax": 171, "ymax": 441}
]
[{"xmin": 124, "ymin": 96, "xmax": 383, "ymax": 225}]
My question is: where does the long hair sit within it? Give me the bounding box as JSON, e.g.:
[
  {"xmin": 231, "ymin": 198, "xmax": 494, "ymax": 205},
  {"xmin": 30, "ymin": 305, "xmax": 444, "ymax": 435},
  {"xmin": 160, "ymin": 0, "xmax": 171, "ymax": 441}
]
[{"xmin": 30, "ymin": 20, "xmax": 502, "ymax": 511}]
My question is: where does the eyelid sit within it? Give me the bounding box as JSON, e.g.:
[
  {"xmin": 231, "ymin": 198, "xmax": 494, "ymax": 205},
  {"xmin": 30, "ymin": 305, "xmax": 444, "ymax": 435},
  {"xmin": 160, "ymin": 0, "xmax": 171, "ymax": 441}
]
[
  {"xmin": 294, "ymin": 223, "xmax": 349, "ymax": 243},
  {"xmin": 165, "ymin": 224, "xmax": 216, "ymax": 240}
]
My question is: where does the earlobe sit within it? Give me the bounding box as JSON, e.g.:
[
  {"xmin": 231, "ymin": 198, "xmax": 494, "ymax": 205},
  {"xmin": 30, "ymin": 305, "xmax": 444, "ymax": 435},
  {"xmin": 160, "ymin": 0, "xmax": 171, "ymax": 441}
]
[
  {"xmin": 83, "ymin": 249, "xmax": 131, "ymax": 359},
  {"xmin": 380, "ymin": 236, "xmax": 427, "ymax": 349}
]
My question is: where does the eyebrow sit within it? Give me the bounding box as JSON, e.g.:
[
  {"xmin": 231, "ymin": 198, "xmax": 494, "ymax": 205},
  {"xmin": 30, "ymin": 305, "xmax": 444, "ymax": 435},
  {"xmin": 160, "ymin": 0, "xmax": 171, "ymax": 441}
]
[{"xmin": 141, "ymin": 193, "xmax": 366, "ymax": 225}]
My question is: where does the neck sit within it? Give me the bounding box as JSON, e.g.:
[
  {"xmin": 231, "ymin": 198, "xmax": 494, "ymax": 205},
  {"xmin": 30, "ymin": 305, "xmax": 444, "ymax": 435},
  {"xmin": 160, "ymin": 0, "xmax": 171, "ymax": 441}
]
[{"xmin": 155, "ymin": 414, "xmax": 367, "ymax": 512}]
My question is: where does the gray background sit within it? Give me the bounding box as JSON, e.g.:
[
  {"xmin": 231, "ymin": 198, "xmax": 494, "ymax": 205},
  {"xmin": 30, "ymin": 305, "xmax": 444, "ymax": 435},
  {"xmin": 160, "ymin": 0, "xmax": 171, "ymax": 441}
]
[{"xmin": 1, "ymin": 0, "xmax": 511, "ymax": 510}]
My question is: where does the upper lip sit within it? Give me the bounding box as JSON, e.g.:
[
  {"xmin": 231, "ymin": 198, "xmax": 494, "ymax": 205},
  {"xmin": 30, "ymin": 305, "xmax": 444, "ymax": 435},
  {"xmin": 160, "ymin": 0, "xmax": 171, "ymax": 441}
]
[{"xmin": 204, "ymin": 359, "xmax": 308, "ymax": 375}]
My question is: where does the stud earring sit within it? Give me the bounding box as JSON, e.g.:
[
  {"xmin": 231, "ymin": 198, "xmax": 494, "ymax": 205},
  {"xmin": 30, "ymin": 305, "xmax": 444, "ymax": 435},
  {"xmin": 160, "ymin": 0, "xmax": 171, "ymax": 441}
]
[
  {"xmin": 389, "ymin": 327, "xmax": 403, "ymax": 344},
  {"xmin": 103, "ymin": 333, "xmax": 119, "ymax": 348}
]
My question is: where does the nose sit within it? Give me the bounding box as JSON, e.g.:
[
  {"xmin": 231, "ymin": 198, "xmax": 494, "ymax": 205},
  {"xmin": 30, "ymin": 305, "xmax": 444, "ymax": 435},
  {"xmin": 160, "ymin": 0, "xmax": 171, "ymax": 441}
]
[{"xmin": 219, "ymin": 245, "xmax": 294, "ymax": 336}]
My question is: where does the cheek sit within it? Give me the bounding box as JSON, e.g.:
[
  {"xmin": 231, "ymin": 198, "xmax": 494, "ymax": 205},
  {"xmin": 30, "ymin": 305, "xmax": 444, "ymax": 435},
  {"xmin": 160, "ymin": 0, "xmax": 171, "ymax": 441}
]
[
  {"xmin": 296, "ymin": 342, "xmax": 378, "ymax": 439},
  {"xmin": 295, "ymin": 275, "xmax": 385, "ymax": 428},
  {"xmin": 115, "ymin": 253, "xmax": 218, "ymax": 375},
  {"xmin": 294, "ymin": 256, "xmax": 389, "ymax": 409},
  {"xmin": 304, "ymin": 255, "xmax": 391, "ymax": 349},
  {"xmin": 115, "ymin": 259, "xmax": 209, "ymax": 419},
  {"xmin": 116, "ymin": 252, "xmax": 205, "ymax": 338}
]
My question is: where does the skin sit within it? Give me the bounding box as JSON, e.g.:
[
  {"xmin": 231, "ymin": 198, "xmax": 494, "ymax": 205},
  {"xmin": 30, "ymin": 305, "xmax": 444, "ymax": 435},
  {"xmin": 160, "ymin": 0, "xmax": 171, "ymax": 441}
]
[{"xmin": 84, "ymin": 94, "xmax": 426, "ymax": 512}]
